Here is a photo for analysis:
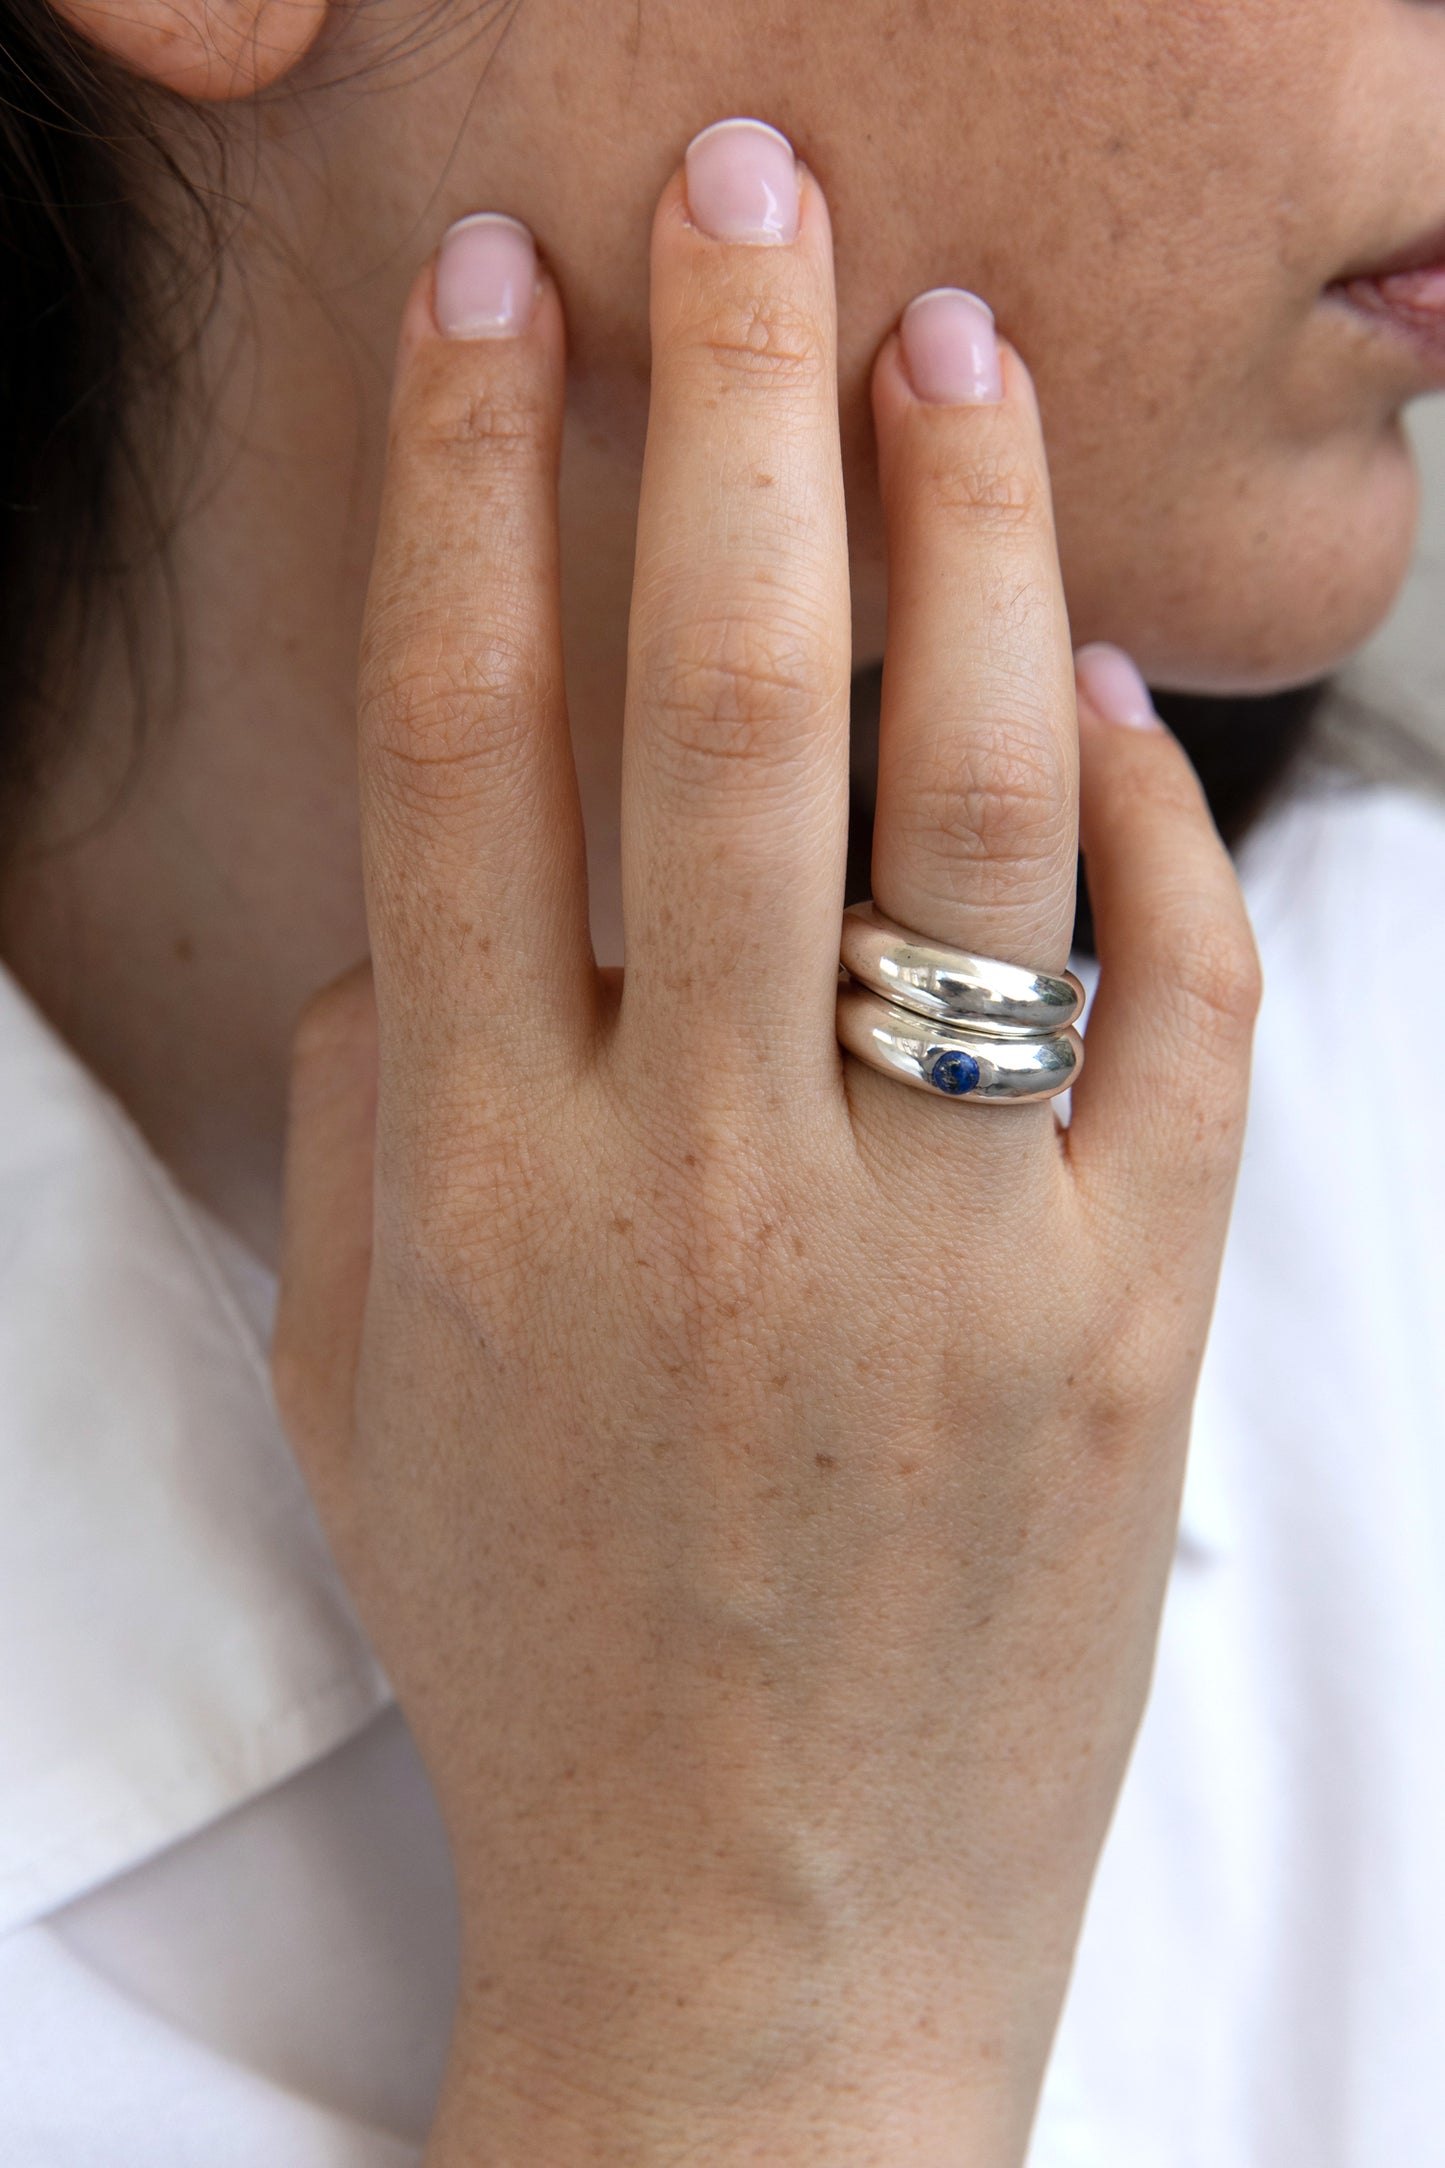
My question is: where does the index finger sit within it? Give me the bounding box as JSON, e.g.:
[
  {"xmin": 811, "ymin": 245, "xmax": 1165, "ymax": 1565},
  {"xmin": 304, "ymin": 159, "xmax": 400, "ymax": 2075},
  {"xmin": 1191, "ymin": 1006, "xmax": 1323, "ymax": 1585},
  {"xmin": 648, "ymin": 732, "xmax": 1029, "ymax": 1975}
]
[{"xmin": 358, "ymin": 217, "xmax": 596, "ymax": 1087}]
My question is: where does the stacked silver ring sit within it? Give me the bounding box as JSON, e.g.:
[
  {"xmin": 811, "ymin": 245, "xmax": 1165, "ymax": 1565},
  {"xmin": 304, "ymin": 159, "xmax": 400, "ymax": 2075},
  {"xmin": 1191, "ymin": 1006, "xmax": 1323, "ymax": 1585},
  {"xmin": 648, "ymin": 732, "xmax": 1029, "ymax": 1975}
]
[{"xmin": 836, "ymin": 903, "xmax": 1084, "ymax": 1104}]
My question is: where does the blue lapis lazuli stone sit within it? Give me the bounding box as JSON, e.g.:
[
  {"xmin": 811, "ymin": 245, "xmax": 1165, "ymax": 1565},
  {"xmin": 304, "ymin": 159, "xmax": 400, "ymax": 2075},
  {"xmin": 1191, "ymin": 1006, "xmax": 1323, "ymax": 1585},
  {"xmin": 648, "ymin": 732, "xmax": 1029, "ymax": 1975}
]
[{"xmin": 930, "ymin": 1049, "xmax": 981, "ymax": 1096}]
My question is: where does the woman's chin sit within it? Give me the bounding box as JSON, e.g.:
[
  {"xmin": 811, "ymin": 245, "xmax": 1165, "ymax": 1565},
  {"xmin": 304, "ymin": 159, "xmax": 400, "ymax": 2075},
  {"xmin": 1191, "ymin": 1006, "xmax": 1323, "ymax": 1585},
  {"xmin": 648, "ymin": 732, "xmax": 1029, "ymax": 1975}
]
[
  {"xmin": 851, "ymin": 419, "xmax": 1423, "ymax": 700},
  {"xmin": 1061, "ymin": 420, "xmax": 1422, "ymax": 699}
]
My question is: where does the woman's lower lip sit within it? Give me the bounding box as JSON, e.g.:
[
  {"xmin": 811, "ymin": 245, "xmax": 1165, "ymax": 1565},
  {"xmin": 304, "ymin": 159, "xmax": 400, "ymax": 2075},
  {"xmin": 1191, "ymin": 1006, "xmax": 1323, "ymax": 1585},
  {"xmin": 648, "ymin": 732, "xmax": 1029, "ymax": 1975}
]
[{"xmin": 1333, "ymin": 266, "xmax": 1445, "ymax": 384}]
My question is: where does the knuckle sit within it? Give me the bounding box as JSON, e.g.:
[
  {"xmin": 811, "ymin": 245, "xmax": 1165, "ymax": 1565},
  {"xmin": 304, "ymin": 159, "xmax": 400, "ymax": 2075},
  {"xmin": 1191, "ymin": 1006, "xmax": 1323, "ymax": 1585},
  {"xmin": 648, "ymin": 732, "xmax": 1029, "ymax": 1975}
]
[
  {"xmin": 1076, "ymin": 1307, "xmax": 1180, "ymax": 1450},
  {"xmin": 1165, "ymin": 914, "xmax": 1264, "ymax": 1045},
  {"xmin": 640, "ymin": 606, "xmax": 835, "ymax": 788},
  {"xmin": 670, "ymin": 290, "xmax": 828, "ymax": 399},
  {"xmin": 360, "ymin": 615, "xmax": 551, "ymax": 809},
  {"xmin": 897, "ymin": 724, "xmax": 1071, "ymax": 877},
  {"xmin": 397, "ymin": 366, "xmax": 550, "ymax": 470},
  {"xmin": 926, "ymin": 440, "xmax": 1047, "ymax": 537}
]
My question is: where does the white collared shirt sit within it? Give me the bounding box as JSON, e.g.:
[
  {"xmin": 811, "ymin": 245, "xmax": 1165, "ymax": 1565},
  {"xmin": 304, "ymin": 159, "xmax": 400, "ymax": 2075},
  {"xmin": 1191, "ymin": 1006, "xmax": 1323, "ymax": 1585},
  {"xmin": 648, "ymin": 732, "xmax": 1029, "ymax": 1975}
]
[{"xmin": 1, "ymin": 777, "xmax": 1442, "ymax": 2165}]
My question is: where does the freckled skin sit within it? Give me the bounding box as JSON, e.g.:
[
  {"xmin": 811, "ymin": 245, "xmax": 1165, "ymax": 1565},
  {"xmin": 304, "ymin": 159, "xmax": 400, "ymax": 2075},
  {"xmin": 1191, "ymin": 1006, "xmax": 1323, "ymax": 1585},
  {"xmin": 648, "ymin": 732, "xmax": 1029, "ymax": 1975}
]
[
  {"xmin": 12, "ymin": 0, "xmax": 1441, "ymax": 1274},
  {"xmin": 479, "ymin": 0, "xmax": 1445, "ymax": 690},
  {"xmin": 852, "ymin": 0, "xmax": 1437, "ymax": 688}
]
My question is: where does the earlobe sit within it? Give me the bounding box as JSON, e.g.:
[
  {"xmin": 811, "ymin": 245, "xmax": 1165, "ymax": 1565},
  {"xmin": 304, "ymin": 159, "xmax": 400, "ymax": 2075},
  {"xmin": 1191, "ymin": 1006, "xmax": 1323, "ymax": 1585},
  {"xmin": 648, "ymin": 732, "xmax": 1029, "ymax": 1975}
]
[{"xmin": 48, "ymin": 0, "xmax": 328, "ymax": 100}]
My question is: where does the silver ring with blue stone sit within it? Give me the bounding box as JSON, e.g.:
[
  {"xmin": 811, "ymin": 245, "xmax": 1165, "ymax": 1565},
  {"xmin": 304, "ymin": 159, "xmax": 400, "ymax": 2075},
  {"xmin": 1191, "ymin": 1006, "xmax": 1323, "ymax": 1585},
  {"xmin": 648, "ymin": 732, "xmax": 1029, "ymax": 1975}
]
[
  {"xmin": 836, "ymin": 982, "xmax": 1082, "ymax": 1103},
  {"xmin": 840, "ymin": 902, "xmax": 1084, "ymax": 1038}
]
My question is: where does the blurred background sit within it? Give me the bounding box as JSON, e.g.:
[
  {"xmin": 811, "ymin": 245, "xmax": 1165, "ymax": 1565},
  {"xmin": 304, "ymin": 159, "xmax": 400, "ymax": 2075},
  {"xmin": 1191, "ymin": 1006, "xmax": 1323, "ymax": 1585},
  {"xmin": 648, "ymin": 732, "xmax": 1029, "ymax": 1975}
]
[{"xmin": 1338, "ymin": 404, "xmax": 1445, "ymax": 771}]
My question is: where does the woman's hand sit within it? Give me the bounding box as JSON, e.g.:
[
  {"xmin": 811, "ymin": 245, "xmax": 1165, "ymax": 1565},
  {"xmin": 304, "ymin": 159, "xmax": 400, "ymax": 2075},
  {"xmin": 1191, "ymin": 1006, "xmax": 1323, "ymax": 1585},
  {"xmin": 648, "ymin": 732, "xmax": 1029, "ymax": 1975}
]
[{"xmin": 273, "ymin": 123, "xmax": 1261, "ymax": 2166}]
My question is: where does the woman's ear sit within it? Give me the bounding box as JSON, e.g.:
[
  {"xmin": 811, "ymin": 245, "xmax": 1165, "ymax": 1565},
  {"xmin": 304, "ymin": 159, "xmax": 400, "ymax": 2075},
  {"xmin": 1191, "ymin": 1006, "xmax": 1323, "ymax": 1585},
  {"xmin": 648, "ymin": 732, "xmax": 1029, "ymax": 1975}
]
[{"xmin": 49, "ymin": 0, "xmax": 327, "ymax": 99}]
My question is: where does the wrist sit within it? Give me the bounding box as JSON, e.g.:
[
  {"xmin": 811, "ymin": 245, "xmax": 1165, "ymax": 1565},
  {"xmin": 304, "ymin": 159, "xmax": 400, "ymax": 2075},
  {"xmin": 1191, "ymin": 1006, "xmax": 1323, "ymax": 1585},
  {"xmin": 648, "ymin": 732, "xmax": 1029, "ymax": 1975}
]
[{"xmin": 426, "ymin": 1964, "xmax": 1054, "ymax": 2168}]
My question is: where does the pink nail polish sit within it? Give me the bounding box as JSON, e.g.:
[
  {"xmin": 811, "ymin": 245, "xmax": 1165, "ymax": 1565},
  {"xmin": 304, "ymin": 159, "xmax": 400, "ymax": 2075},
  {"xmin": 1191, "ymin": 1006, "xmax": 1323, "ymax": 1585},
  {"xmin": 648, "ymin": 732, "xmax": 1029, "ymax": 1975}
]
[
  {"xmin": 434, "ymin": 214, "xmax": 537, "ymax": 339},
  {"xmin": 899, "ymin": 288, "xmax": 1002, "ymax": 405},
  {"xmin": 685, "ymin": 118, "xmax": 800, "ymax": 245},
  {"xmin": 1075, "ymin": 643, "xmax": 1161, "ymax": 730}
]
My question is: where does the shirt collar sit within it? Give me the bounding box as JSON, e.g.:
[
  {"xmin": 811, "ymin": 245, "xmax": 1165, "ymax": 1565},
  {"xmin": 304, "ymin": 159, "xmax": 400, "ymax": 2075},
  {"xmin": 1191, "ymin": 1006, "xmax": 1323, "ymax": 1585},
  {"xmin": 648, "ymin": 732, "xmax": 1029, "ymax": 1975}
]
[{"xmin": 0, "ymin": 966, "xmax": 388, "ymax": 1935}]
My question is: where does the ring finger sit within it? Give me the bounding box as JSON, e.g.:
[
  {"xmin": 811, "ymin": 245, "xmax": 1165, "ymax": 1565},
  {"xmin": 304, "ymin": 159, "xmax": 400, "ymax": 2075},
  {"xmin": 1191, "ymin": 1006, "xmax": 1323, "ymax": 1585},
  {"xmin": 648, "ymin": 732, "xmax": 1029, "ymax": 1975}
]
[{"xmin": 868, "ymin": 291, "xmax": 1079, "ymax": 981}]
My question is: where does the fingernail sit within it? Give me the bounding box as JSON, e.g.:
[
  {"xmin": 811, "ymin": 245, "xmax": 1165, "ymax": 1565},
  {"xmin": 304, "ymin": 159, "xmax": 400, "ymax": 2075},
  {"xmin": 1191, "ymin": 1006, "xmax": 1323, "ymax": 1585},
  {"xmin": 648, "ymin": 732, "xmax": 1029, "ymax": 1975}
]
[
  {"xmin": 434, "ymin": 214, "xmax": 537, "ymax": 338},
  {"xmin": 899, "ymin": 288, "xmax": 1002, "ymax": 405},
  {"xmin": 685, "ymin": 118, "xmax": 800, "ymax": 245},
  {"xmin": 1076, "ymin": 643, "xmax": 1161, "ymax": 730}
]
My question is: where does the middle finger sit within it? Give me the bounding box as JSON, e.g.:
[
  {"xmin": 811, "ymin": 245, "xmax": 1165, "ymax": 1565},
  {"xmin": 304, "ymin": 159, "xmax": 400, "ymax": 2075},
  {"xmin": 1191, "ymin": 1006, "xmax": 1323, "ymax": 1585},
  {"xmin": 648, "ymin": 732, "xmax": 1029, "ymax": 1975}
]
[{"xmin": 618, "ymin": 122, "xmax": 852, "ymax": 1088}]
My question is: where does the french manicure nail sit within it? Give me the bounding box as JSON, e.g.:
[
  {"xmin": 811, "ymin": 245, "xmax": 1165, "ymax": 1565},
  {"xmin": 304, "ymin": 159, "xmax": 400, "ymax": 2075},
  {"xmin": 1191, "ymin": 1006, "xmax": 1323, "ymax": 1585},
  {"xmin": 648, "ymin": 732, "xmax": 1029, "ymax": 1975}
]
[
  {"xmin": 685, "ymin": 118, "xmax": 800, "ymax": 245},
  {"xmin": 434, "ymin": 214, "xmax": 537, "ymax": 338},
  {"xmin": 900, "ymin": 287, "xmax": 1002, "ymax": 405},
  {"xmin": 1075, "ymin": 643, "xmax": 1161, "ymax": 730}
]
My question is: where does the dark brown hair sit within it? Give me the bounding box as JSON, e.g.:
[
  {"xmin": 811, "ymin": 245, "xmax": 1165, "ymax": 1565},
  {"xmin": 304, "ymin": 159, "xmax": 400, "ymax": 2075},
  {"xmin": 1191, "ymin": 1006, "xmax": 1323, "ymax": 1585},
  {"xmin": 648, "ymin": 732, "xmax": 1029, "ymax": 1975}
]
[{"xmin": 1, "ymin": 0, "xmax": 227, "ymax": 834}]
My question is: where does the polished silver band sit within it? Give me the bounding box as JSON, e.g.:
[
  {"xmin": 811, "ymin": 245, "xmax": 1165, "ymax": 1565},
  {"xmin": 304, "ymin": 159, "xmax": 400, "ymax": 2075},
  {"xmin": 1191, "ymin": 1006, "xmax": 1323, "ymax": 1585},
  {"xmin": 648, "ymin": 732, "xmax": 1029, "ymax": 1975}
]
[
  {"xmin": 837, "ymin": 982, "xmax": 1082, "ymax": 1103},
  {"xmin": 840, "ymin": 902, "xmax": 1084, "ymax": 1037}
]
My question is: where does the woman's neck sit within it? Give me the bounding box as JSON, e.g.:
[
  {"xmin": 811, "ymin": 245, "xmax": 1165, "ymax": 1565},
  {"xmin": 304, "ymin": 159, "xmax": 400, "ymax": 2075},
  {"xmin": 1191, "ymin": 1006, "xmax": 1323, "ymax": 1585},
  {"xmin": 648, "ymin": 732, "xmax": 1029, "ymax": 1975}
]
[
  {"xmin": 0, "ymin": 9, "xmax": 893, "ymax": 1264},
  {"xmin": 0, "ymin": 111, "xmax": 644, "ymax": 1262}
]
